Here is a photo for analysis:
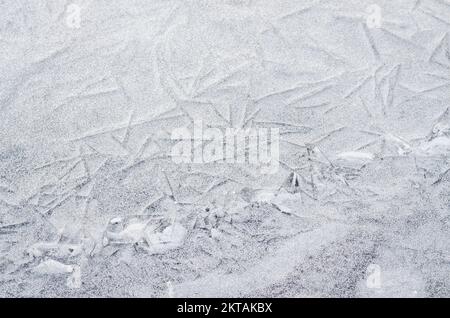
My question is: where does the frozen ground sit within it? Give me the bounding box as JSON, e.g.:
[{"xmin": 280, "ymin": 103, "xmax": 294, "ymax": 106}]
[{"xmin": 0, "ymin": 0, "xmax": 449, "ymax": 297}]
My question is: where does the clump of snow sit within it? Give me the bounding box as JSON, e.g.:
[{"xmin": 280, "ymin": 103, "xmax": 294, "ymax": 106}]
[
  {"xmin": 104, "ymin": 216, "xmax": 187, "ymax": 254},
  {"xmin": 144, "ymin": 223, "xmax": 187, "ymax": 254},
  {"xmin": 33, "ymin": 259, "xmax": 74, "ymax": 275}
]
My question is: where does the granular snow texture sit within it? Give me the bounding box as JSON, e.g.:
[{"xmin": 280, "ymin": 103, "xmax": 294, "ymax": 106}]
[{"xmin": 0, "ymin": 0, "xmax": 449, "ymax": 297}]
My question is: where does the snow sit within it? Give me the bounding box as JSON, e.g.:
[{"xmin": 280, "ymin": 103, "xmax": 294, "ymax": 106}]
[
  {"xmin": 33, "ymin": 259, "xmax": 74, "ymax": 275},
  {"xmin": 336, "ymin": 151, "xmax": 375, "ymax": 161},
  {"xmin": 420, "ymin": 136, "xmax": 450, "ymax": 154}
]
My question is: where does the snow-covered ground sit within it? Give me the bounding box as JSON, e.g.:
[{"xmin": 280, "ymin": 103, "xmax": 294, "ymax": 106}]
[{"xmin": 0, "ymin": 0, "xmax": 449, "ymax": 297}]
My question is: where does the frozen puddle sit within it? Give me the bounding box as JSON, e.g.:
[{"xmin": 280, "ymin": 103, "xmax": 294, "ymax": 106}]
[
  {"xmin": 1, "ymin": 0, "xmax": 449, "ymax": 297},
  {"xmin": 174, "ymin": 223, "xmax": 350, "ymax": 297}
]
